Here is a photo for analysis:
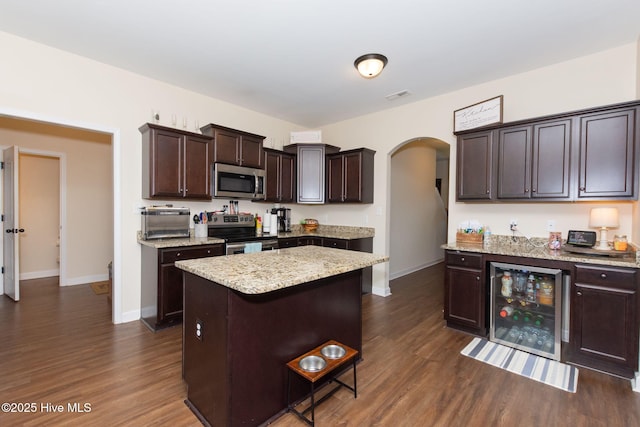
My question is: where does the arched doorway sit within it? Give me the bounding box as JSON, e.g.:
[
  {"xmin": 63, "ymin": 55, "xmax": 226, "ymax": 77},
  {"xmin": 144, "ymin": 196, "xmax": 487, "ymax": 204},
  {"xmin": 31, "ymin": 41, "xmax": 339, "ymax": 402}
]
[{"xmin": 388, "ymin": 137, "xmax": 450, "ymax": 280}]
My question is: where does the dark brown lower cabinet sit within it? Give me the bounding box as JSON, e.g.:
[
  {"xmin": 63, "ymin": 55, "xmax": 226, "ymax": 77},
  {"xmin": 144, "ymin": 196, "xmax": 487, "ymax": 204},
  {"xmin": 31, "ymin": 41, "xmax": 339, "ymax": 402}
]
[
  {"xmin": 444, "ymin": 251, "xmax": 486, "ymax": 335},
  {"xmin": 569, "ymin": 264, "xmax": 639, "ymax": 378},
  {"xmin": 141, "ymin": 243, "xmax": 224, "ymax": 331},
  {"xmin": 182, "ymin": 269, "xmax": 363, "ymax": 426}
]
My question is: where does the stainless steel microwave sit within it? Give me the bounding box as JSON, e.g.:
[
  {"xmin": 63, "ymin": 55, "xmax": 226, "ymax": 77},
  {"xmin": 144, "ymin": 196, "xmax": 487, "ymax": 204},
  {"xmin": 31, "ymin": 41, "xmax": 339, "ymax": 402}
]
[{"xmin": 212, "ymin": 163, "xmax": 266, "ymax": 200}]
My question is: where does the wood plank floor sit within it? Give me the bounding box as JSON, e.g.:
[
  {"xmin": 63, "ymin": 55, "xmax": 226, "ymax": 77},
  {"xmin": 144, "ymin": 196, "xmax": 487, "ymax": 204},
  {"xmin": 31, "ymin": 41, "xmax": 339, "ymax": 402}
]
[{"xmin": 1, "ymin": 266, "xmax": 639, "ymax": 426}]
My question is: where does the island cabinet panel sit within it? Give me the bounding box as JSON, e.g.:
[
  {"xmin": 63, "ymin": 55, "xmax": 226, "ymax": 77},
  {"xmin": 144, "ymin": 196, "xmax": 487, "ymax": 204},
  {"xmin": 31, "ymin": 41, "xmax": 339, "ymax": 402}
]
[
  {"xmin": 456, "ymin": 131, "xmax": 494, "ymax": 200},
  {"xmin": 569, "ymin": 264, "xmax": 639, "ymax": 378},
  {"xmin": 201, "ymin": 123, "xmax": 265, "ymax": 168},
  {"xmin": 577, "ymin": 107, "xmax": 637, "ymax": 199},
  {"xmin": 182, "ymin": 269, "xmax": 363, "ymax": 427},
  {"xmin": 141, "ymin": 243, "xmax": 224, "ymax": 331},
  {"xmin": 140, "ymin": 123, "xmax": 213, "ymax": 200},
  {"xmin": 444, "ymin": 251, "xmax": 486, "ymax": 335}
]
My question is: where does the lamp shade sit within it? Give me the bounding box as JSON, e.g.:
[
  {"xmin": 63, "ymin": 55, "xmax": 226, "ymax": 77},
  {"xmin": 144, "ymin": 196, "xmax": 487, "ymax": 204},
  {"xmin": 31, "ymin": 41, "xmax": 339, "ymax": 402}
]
[
  {"xmin": 354, "ymin": 54, "xmax": 388, "ymax": 79},
  {"xmin": 589, "ymin": 207, "xmax": 619, "ymax": 228}
]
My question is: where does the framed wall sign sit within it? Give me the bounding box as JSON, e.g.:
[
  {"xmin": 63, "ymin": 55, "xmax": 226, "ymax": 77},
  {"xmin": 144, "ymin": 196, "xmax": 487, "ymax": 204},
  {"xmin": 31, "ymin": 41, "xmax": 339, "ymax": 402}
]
[{"xmin": 453, "ymin": 95, "xmax": 503, "ymax": 132}]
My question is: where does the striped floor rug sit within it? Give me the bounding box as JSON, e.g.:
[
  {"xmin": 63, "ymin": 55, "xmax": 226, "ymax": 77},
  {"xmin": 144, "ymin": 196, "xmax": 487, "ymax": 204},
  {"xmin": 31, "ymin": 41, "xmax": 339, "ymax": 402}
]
[{"xmin": 461, "ymin": 337, "xmax": 578, "ymax": 393}]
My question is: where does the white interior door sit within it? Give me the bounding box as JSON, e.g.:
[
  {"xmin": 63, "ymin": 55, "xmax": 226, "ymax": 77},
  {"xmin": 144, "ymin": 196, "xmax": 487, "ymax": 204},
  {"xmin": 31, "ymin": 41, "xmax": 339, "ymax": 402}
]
[{"xmin": 3, "ymin": 146, "xmax": 20, "ymax": 301}]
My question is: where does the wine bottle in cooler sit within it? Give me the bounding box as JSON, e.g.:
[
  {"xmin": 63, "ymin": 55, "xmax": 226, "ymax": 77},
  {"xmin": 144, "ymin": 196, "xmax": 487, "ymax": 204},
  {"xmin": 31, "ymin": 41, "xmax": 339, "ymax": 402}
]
[
  {"xmin": 534, "ymin": 315, "xmax": 544, "ymax": 327},
  {"xmin": 512, "ymin": 309, "xmax": 522, "ymax": 322},
  {"xmin": 523, "ymin": 311, "xmax": 533, "ymax": 323}
]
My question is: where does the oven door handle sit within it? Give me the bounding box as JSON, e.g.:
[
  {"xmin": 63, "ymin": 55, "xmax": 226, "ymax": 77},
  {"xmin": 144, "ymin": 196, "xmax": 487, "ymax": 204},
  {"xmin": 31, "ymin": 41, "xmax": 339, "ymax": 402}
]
[{"xmin": 226, "ymin": 242, "xmax": 247, "ymax": 252}]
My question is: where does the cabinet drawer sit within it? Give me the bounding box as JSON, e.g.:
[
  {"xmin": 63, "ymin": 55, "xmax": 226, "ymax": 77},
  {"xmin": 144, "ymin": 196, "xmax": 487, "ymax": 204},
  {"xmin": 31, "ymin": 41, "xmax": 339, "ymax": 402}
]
[
  {"xmin": 446, "ymin": 251, "xmax": 483, "ymax": 269},
  {"xmin": 160, "ymin": 244, "xmax": 224, "ymax": 264},
  {"xmin": 575, "ymin": 264, "xmax": 637, "ymax": 290},
  {"xmin": 323, "ymin": 238, "xmax": 349, "ymax": 249}
]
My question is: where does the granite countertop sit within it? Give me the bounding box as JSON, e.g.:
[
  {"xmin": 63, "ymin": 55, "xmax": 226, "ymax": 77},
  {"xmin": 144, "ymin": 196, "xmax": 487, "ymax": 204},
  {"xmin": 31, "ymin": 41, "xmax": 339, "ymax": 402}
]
[
  {"xmin": 138, "ymin": 224, "xmax": 375, "ymax": 249},
  {"xmin": 138, "ymin": 234, "xmax": 225, "ymax": 249},
  {"xmin": 275, "ymin": 224, "xmax": 375, "ymax": 240},
  {"xmin": 443, "ymin": 235, "xmax": 640, "ymax": 268},
  {"xmin": 175, "ymin": 245, "xmax": 388, "ymax": 294}
]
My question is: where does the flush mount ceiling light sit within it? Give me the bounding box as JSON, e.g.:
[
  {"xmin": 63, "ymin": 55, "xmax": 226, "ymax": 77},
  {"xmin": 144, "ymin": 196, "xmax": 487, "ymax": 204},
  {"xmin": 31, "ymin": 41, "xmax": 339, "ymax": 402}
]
[{"xmin": 354, "ymin": 53, "xmax": 388, "ymax": 79}]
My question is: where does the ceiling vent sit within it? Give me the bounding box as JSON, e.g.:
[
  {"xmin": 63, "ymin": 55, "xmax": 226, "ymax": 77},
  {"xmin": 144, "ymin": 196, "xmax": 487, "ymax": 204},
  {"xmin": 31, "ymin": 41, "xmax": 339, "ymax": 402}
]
[{"xmin": 385, "ymin": 90, "xmax": 411, "ymax": 101}]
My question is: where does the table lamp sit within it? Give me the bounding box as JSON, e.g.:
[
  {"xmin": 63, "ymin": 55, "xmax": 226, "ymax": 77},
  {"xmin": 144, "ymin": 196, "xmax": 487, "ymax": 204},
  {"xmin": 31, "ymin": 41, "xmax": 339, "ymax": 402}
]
[{"xmin": 589, "ymin": 207, "xmax": 619, "ymax": 250}]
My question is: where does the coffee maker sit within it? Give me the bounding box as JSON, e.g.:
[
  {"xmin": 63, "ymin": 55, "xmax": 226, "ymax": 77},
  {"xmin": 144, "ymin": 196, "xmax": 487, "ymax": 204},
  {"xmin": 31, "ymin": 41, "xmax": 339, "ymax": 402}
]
[{"xmin": 275, "ymin": 208, "xmax": 291, "ymax": 232}]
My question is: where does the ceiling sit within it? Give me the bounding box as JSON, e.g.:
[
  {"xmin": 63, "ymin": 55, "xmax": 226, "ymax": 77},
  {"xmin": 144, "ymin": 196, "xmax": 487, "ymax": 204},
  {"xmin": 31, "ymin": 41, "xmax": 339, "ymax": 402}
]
[{"xmin": 1, "ymin": 1, "xmax": 639, "ymax": 128}]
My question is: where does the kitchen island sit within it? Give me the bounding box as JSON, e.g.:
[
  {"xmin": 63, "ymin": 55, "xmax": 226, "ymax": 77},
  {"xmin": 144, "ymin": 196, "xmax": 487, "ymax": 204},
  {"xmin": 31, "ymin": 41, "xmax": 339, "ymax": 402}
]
[{"xmin": 175, "ymin": 245, "xmax": 388, "ymax": 426}]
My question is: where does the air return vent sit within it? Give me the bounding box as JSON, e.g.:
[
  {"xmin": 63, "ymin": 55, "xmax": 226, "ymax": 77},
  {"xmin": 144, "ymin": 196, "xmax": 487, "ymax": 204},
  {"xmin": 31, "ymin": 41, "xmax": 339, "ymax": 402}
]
[{"xmin": 385, "ymin": 90, "xmax": 411, "ymax": 101}]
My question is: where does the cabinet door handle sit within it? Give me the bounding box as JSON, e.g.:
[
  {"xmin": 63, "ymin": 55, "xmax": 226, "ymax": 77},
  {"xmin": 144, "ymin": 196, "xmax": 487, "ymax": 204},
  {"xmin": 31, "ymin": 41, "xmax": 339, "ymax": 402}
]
[
  {"xmin": 176, "ymin": 252, "xmax": 181, "ymax": 257},
  {"xmin": 486, "ymin": 190, "xmax": 490, "ymax": 194},
  {"xmin": 460, "ymin": 257, "xmax": 465, "ymax": 262},
  {"xmin": 476, "ymin": 276, "xmax": 480, "ymax": 281},
  {"xmin": 600, "ymin": 273, "xmax": 607, "ymax": 279},
  {"xmin": 580, "ymin": 187, "xmax": 586, "ymax": 191},
  {"xmin": 532, "ymin": 188, "xmax": 536, "ymax": 192},
  {"xmin": 577, "ymin": 291, "xmax": 582, "ymax": 296},
  {"xmin": 525, "ymin": 188, "xmax": 529, "ymax": 193}
]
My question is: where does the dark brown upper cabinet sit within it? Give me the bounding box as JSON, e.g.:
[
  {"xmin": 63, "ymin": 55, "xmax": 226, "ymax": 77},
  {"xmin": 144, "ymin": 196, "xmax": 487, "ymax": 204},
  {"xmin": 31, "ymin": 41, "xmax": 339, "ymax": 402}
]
[
  {"xmin": 497, "ymin": 119, "xmax": 571, "ymax": 200},
  {"xmin": 263, "ymin": 148, "xmax": 296, "ymax": 203},
  {"xmin": 140, "ymin": 123, "xmax": 213, "ymax": 200},
  {"xmin": 577, "ymin": 108, "xmax": 637, "ymax": 200},
  {"xmin": 200, "ymin": 123, "xmax": 264, "ymax": 169},
  {"xmin": 326, "ymin": 148, "xmax": 375, "ymax": 203},
  {"xmin": 455, "ymin": 100, "xmax": 640, "ymax": 202},
  {"xmin": 456, "ymin": 131, "xmax": 494, "ymax": 200}
]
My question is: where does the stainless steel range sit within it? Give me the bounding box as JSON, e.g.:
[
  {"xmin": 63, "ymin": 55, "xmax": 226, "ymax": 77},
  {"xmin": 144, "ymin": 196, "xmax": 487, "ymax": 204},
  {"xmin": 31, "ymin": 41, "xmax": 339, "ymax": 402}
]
[{"xmin": 207, "ymin": 213, "xmax": 278, "ymax": 255}]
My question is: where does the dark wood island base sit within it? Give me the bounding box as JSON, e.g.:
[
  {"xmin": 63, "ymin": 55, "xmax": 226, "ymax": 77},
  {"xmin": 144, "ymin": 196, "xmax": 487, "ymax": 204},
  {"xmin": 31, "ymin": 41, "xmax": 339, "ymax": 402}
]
[{"xmin": 182, "ymin": 269, "xmax": 364, "ymax": 426}]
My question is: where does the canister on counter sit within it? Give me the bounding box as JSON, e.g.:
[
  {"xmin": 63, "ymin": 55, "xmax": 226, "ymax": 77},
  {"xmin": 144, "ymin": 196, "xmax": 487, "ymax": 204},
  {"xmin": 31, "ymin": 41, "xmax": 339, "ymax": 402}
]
[
  {"xmin": 548, "ymin": 231, "xmax": 562, "ymax": 250},
  {"xmin": 614, "ymin": 235, "xmax": 628, "ymax": 251}
]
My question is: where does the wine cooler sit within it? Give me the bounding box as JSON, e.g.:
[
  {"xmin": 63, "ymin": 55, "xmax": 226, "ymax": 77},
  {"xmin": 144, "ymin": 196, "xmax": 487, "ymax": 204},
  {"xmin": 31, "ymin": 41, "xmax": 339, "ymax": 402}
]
[{"xmin": 490, "ymin": 262, "xmax": 563, "ymax": 361}]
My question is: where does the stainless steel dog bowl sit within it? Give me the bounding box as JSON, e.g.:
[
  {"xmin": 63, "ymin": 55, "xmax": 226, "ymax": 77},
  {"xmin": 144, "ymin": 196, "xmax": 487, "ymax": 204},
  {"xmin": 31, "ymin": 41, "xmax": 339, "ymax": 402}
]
[
  {"xmin": 321, "ymin": 344, "xmax": 346, "ymax": 359},
  {"xmin": 299, "ymin": 355, "xmax": 326, "ymax": 372}
]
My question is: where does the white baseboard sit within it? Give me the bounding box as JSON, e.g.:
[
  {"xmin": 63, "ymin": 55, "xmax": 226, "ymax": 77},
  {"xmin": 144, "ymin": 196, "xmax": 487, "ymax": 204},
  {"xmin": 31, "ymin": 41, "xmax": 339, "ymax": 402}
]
[
  {"xmin": 120, "ymin": 309, "xmax": 141, "ymax": 324},
  {"xmin": 19, "ymin": 269, "xmax": 60, "ymax": 280},
  {"xmin": 389, "ymin": 258, "xmax": 444, "ymax": 281},
  {"xmin": 63, "ymin": 273, "xmax": 109, "ymax": 287}
]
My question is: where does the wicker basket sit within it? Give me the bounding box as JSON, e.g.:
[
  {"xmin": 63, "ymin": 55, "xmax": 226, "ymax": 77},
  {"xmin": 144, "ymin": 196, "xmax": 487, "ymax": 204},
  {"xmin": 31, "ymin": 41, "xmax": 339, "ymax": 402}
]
[
  {"xmin": 302, "ymin": 219, "xmax": 319, "ymax": 232},
  {"xmin": 456, "ymin": 231, "xmax": 483, "ymax": 245}
]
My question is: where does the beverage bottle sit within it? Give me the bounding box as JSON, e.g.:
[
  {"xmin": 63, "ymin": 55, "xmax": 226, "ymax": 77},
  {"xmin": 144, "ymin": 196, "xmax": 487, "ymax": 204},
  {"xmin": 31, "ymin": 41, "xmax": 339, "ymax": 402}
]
[
  {"xmin": 255, "ymin": 214, "xmax": 262, "ymax": 236},
  {"xmin": 483, "ymin": 226, "xmax": 492, "ymax": 246},
  {"xmin": 512, "ymin": 309, "xmax": 522, "ymax": 321},
  {"xmin": 534, "ymin": 315, "xmax": 544, "ymax": 327},
  {"xmin": 523, "ymin": 311, "xmax": 533, "ymax": 323},
  {"xmin": 526, "ymin": 275, "xmax": 537, "ymax": 302},
  {"xmin": 499, "ymin": 306, "xmax": 514, "ymax": 318}
]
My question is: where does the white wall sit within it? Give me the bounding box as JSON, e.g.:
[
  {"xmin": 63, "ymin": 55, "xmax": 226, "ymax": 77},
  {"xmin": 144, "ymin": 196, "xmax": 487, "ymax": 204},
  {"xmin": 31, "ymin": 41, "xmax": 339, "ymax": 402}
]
[
  {"xmin": 0, "ymin": 30, "xmax": 304, "ymax": 323},
  {"xmin": 318, "ymin": 41, "xmax": 638, "ymax": 295},
  {"xmin": 389, "ymin": 141, "xmax": 447, "ymax": 279},
  {"xmin": 1, "ymin": 29, "xmax": 638, "ymax": 319}
]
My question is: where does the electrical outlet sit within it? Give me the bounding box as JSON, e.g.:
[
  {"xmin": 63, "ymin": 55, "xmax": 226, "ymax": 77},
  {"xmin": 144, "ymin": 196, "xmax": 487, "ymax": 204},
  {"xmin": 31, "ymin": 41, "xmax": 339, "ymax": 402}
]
[
  {"xmin": 547, "ymin": 220, "xmax": 556, "ymax": 231},
  {"xmin": 196, "ymin": 319, "xmax": 203, "ymax": 341},
  {"xmin": 510, "ymin": 219, "xmax": 518, "ymax": 231}
]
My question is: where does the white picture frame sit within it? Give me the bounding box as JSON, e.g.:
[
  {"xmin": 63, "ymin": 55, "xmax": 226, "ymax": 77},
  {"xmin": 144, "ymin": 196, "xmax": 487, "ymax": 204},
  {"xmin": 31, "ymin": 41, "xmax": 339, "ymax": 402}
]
[{"xmin": 454, "ymin": 95, "xmax": 503, "ymax": 132}]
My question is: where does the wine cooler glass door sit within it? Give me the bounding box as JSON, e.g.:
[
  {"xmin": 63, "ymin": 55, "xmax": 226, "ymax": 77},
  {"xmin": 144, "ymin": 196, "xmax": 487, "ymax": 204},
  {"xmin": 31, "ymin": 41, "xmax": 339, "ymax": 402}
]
[{"xmin": 490, "ymin": 262, "xmax": 562, "ymax": 361}]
